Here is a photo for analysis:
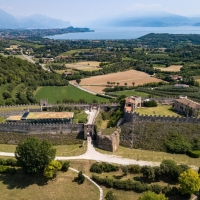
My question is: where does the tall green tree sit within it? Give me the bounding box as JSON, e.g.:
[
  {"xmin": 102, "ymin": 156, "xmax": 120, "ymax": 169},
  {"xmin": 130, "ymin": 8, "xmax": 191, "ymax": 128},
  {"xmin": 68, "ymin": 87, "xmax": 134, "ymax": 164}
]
[{"xmin": 15, "ymin": 137, "xmax": 56, "ymax": 174}]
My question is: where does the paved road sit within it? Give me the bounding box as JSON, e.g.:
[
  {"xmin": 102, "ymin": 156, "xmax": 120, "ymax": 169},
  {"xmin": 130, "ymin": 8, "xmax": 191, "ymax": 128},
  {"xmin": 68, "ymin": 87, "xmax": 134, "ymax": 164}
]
[
  {"xmin": 0, "ymin": 141, "xmax": 159, "ymax": 166},
  {"xmin": 21, "ymin": 50, "xmax": 50, "ymax": 71},
  {"xmin": 86, "ymin": 109, "xmax": 99, "ymax": 125},
  {"xmin": 56, "ymin": 140, "xmax": 160, "ymax": 166}
]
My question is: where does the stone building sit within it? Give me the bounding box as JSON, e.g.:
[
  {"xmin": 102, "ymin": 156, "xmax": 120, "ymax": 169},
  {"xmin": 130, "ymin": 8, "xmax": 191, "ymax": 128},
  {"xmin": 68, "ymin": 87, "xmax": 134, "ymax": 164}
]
[
  {"xmin": 125, "ymin": 96, "xmax": 142, "ymax": 113},
  {"xmin": 173, "ymin": 96, "xmax": 200, "ymax": 117}
]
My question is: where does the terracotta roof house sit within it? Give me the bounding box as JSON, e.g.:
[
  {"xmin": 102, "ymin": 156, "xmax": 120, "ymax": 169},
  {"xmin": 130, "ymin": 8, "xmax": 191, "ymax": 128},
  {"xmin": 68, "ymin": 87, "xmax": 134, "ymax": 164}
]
[
  {"xmin": 173, "ymin": 96, "xmax": 200, "ymax": 117},
  {"xmin": 125, "ymin": 96, "xmax": 142, "ymax": 113}
]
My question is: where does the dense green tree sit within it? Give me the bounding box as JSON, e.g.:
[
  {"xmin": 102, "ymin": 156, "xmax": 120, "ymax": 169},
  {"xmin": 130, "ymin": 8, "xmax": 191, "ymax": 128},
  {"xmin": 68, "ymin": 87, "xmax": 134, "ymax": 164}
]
[
  {"xmin": 179, "ymin": 169, "xmax": 200, "ymax": 195},
  {"xmin": 76, "ymin": 78, "xmax": 81, "ymax": 85},
  {"xmin": 15, "ymin": 137, "xmax": 56, "ymax": 174}
]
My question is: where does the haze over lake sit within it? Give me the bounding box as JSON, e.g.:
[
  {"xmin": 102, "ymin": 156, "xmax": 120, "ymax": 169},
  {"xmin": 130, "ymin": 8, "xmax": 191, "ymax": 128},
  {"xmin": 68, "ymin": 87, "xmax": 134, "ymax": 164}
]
[{"xmin": 47, "ymin": 26, "xmax": 200, "ymax": 40}]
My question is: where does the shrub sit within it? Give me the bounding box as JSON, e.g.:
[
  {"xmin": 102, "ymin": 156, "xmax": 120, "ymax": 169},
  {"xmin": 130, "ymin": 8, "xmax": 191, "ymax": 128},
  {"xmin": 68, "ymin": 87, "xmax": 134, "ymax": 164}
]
[
  {"xmin": 61, "ymin": 161, "xmax": 70, "ymax": 172},
  {"xmin": 105, "ymin": 191, "xmax": 117, "ymax": 200},
  {"xmin": 0, "ymin": 165, "xmax": 17, "ymax": 174},
  {"xmin": 121, "ymin": 165, "xmax": 128, "ymax": 175},
  {"xmin": 0, "ymin": 158, "xmax": 6, "ymax": 165},
  {"xmin": 151, "ymin": 184, "xmax": 163, "ymax": 194},
  {"xmin": 90, "ymin": 163, "xmax": 119, "ymax": 174},
  {"xmin": 77, "ymin": 171, "xmax": 85, "ymax": 184},
  {"xmin": 187, "ymin": 150, "xmax": 200, "ymax": 158},
  {"xmin": 143, "ymin": 100, "xmax": 157, "ymax": 107},
  {"xmin": 165, "ymin": 132, "xmax": 192, "ymax": 154},
  {"xmin": 128, "ymin": 164, "xmax": 141, "ymax": 174},
  {"xmin": 141, "ymin": 166, "xmax": 155, "ymax": 180},
  {"xmin": 6, "ymin": 158, "xmax": 17, "ymax": 166}
]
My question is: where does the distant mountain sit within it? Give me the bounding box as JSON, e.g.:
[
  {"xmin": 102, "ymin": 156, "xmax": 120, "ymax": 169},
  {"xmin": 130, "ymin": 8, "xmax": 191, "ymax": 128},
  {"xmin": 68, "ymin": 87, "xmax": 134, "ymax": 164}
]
[
  {"xmin": 0, "ymin": 9, "xmax": 70, "ymax": 29},
  {"xmin": 103, "ymin": 13, "xmax": 200, "ymax": 27},
  {"xmin": 18, "ymin": 14, "xmax": 70, "ymax": 29},
  {"xmin": 0, "ymin": 9, "xmax": 19, "ymax": 29},
  {"xmin": 108, "ymin": 12, "xmax": 192, "ymax": 27}
]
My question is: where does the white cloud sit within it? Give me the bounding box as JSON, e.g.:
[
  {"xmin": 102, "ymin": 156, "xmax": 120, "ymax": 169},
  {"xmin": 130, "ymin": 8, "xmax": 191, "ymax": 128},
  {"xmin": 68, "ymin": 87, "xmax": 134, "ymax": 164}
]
[{"xmin": 125, "ymin": 3, "xmax": 163, "ymax": 11}]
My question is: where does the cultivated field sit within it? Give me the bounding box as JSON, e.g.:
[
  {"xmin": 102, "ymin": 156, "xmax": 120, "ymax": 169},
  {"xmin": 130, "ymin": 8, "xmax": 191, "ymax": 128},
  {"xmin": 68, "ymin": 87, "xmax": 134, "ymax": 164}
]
[
  {"xmin": 65, "ymin": 61, "xmax": 101, "ymax": 71},
  {"xmin": 75, "ymin": 70, "xmax": 162, "ymax": 93},
  {"xmin": 155, "ymin": 65, "xmax": 183, "ymax": 72}
]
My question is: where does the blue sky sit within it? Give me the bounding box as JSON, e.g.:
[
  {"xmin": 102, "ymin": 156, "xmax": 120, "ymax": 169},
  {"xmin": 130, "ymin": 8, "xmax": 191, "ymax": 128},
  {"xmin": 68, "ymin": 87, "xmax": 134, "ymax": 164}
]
[{"xmin": 1, "ymin": 0, "xmax": 200, "ymax": 25}]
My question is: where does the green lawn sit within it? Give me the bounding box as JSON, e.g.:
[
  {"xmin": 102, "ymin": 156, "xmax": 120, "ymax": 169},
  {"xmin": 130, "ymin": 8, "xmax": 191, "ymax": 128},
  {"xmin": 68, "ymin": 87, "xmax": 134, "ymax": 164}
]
[
  {"xmin": 136, "ymin": 105, "xmax": 180, "ymax": 117},
  {"xmin": 96, "ymin": 146, "xmax": 200, "ymax": 167},
  {"xmin": 109, "ymin": 90, "xmax": 150, "ymax": 97},
  {"xmin": 35, "ymin": 85, "xmax": 109, "ymax": 103},
  {"xmin": 0, "ymin": 169, "xmax": 99, "ymax": 200},
  {"xmin": 0, "ymin": 144, "xmax": 87, "ymax": 156}
]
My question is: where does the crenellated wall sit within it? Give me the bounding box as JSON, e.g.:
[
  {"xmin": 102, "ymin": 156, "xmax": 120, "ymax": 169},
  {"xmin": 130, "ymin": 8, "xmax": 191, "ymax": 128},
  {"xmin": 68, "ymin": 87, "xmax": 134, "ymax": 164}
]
[
  {"xmin": 121, "ymin": 113, "xmax": 200, "ymax": 151},
  {"xmin": 0, "ymin": 122, "xmax": 84, "ymax": 135}
]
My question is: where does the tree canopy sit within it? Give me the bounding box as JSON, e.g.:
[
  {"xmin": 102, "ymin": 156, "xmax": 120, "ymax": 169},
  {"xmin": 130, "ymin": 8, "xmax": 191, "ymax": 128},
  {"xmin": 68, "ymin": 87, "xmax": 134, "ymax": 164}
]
[
  {"xmin": 179, "ymin": 169, "xmax": 200, "ymax": 195},
  {"xmin": 138, "ymin": 191, "xmax": 168, "ymax": 200},
  {"xmin": 15, "ymin": 137, "xmax": 56, "ymax": 174}
]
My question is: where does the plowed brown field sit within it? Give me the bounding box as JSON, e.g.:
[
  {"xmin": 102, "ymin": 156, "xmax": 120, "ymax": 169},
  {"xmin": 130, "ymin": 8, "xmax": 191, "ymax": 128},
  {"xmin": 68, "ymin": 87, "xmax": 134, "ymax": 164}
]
[{"xmin": 73, "ymin": 70, "xmax": 162, "ymax": 93}]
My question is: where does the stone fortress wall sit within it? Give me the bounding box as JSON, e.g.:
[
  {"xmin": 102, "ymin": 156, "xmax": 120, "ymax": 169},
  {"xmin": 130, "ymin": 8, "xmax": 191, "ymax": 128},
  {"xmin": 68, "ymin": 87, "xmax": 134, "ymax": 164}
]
[
  {"xmin": 0, "ymin": 122, "xmax": 84, "ymax": 135},
  {"xmin": 125, "ymin": 112, "xmax": 200, "ymax": 124},
  {"xmin": 96, "ymin": 128, "xmax": 120, "ymax": 152}
]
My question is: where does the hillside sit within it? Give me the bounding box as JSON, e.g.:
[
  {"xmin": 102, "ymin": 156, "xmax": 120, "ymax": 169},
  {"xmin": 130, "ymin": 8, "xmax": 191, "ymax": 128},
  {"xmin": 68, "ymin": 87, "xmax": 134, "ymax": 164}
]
[{"xmin": 0, "ymin": 55, "xmax": 68, "ymax": 105}]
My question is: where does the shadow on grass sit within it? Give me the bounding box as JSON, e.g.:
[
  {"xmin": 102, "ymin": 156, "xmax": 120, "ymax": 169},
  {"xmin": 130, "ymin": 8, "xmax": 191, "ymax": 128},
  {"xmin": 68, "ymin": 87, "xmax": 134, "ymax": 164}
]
[
  {"xmin": 0, "ymin": 169, "xmax": 49, "ymax": 189},
  {"xmin": 113, "ymin": 175, "xmax": 124, "ymax": 180}
]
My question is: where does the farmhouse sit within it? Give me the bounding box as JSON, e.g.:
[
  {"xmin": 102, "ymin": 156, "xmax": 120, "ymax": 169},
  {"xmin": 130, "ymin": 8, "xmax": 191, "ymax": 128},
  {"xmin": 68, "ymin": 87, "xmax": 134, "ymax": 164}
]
[
  {"xmin": 173, "ymin": 96, "xmax": 200, "ymax": 116},
  {"xmin": 125, "ymin": 96, "xmax": 142, "ymax": 113},
  {"xmin": 6, "ymin": 111, "xmax": 74, "ymax": 123}
]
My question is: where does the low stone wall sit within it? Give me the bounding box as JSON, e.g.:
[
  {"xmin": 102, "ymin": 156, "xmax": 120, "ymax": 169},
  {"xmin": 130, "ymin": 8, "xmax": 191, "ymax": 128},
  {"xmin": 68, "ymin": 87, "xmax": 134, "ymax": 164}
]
[{"xmin": 96, "ymin": 128, "xmax": 120, "ymax": 152}]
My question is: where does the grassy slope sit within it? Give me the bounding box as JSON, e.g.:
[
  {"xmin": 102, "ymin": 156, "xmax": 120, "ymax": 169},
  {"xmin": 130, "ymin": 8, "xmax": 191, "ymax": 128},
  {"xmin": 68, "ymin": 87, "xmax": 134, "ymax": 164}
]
[
  {"xmin": 136, "ymin": 105, "xmax": 180, "ymax": 117},
  {"xmin": 35, "ymin": 85, "xmax": 109, "ymax": 103}
]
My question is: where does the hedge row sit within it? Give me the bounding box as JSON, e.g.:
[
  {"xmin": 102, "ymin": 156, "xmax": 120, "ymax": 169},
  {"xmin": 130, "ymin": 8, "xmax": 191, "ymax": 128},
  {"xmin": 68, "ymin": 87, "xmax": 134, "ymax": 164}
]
[
  {"xmin": 92, "ymin": 174, "xmax": 180, "ymax": 196},
  {"xmin": 0, "ymin": 165, "xmax": 17, "ymax": 174},
  {"xmin": 187, "ymin": 150, "xmax": 200, "ymax": 158},
  {"xmin": 90, "ymin": 163, "xmax": 119, "ymax": 174}
]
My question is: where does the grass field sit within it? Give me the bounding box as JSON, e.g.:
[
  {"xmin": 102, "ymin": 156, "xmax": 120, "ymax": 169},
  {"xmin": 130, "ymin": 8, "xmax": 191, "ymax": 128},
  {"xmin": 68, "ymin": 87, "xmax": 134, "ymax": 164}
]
[
  {"xmin": 154, "ymin": 65, "xmax": 183, "ymax": 72},
  {"xmin": 0, "ymin": 169, "xmax": 99, "ymax": 200},
  {"xmin": 95, "ymin": 146, "xmax": 200, "ymax": 167},
  {"xmin": 65, "ymin": 61, "xmax": 101, "ymax": 72},
  {"xmin": 136, "ymin": 105, "xmax": 180, "ymax": 117},
  {"xmin": 0, "ymin": 144, "xmax": 87, "ymax": 156},
  {"xmin": 61, "ymin": 49, "xmax": 91, "ymax": 56},
  {"xmin": 35, "ymin": 85, "xmax": 109, "ymax": 103},
  {"xmin": 109, "ymin": 90, "xmax": 150, "ymax": 97}
]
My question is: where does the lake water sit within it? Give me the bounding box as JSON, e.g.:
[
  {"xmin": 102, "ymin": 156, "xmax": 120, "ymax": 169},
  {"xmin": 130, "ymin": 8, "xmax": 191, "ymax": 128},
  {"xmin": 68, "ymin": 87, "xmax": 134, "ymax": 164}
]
[{"xmin": 47, "ymin": 26, "xmax": 200, "ymax": 40}]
